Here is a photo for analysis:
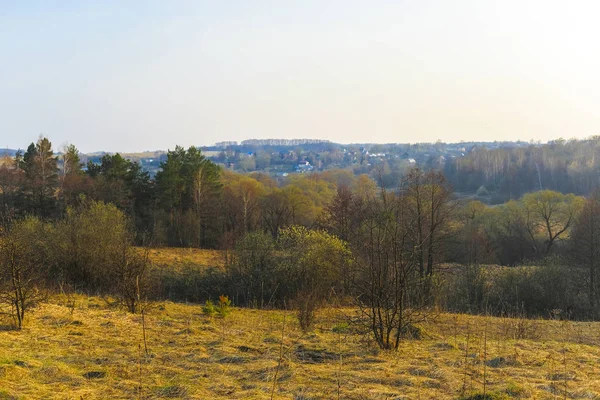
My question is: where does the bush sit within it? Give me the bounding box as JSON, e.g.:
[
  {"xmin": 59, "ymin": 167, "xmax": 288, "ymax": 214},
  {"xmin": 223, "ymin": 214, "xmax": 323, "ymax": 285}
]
[
  {"xmin": 151, "ymin": 264, "xmax": 228, "ymax": 303},
  {"xmin": 53, "ymin": 200, "xmax": 130, "ymax": 292},
  {"xmin": 203, "ymin": 296, "xmax": 232, "ymax": 318},
  {"xmin": 216, "ymin": 295, "xmax": 232, "ymax": 318},
  {"xmin": 295, "ymin": 292, "xmax": 318, "ymax": 332},
  {"xmin": 332, "ymin": 322, "xmax": 349, "ymax": 334},
  {"xmin": 440, "ymin": 258, "xmax": 587, "ymax": 318},
  {"xmin": 441, "ymin": 265, "xmax": 489, "ymax": 313},
  {"xmin": 202, "ymin": 300, "xmax": 216, "ymax": 317},
  {"xmin": 227, "ymin": 232, "xmax": 278, "ymax": 308},
  {"xmin": 0, "ymin": 217, "xmax": 51, "ymax": 329}
]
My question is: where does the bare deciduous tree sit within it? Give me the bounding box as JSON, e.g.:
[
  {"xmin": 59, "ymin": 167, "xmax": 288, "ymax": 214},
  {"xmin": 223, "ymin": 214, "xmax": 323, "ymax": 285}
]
[
  {"xmin": 522, "ymin": 190, "xmax": 584, "ymax": 254},
  {"xmin": 0, "ymin": 217, "xmax": 49, "ymax": 329},
  {"xmin": 404, "ymin": 168, "xmax": 454, "ymax": 278},
  {"xmin": 352, "ymin": 186, "xmax": 429, "ymax": 350}
]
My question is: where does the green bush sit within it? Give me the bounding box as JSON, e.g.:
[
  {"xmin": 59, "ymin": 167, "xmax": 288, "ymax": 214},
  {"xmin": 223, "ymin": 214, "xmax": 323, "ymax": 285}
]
[
  {"xmin": 217, "ymin": 295, "xmax": 232, "ymax": 318},
  {"xmin": 201, "ymin": 296, "xmax": 231, "ymax": 318},
  {"xmin": 202, "ymin": 300, "xmax": 216, "ymax": 317},
  {"xmin": 332, "ymin": 322, "xmax": 349, "ymax": 334}
]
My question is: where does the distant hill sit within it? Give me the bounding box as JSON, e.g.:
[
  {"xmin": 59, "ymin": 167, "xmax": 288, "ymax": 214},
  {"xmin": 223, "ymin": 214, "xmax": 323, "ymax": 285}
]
[
  {"xmin": 0, "ymin": 149, "xmax": 19, "ymax": 157},
  {"xmin": 77, "ymin": 139, "xmax": 534, "ymax": 181},
  {"xmin": 240, "ymin": 138, "xmax": 331, "ymax": 146}
]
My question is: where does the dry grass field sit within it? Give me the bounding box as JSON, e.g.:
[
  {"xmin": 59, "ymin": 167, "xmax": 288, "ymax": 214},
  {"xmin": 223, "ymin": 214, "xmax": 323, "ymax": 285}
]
[
  {"xmin": 140, "ymin": 248, "xmax": 225, "ymax": 270},
  {"xmin": 1, "ymin": 295, "xmax": 600, "ymax": 399}
]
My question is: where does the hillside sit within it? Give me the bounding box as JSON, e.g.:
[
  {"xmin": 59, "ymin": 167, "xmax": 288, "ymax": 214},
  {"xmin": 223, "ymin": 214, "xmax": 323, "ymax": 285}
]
[{"xmin": 0, "ymin": 296, "xmax": 599, "ymax": 399}]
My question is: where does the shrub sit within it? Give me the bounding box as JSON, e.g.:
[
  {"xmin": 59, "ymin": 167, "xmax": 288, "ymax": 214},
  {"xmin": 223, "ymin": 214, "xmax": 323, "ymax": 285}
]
[
  {"xmin": 151, "ymin": 264, "xmax": 228, "ymax": 304},
  {"xmin": 217, "ymin": 295, "xmax": 232, "ymax": 318},
  {"xmin": 0, "ymin": 217, "xmax": 51, "ymax": 329},
  {"xmin": 202, "ymin": 300, "xmax": 216, "ymax": 317},
  {"xmin": 295, "ymin": 292, "xmax": 318, "ymax": 332},
  {"xmin": 332, "ymin": 322, "xmax": 349, "ymax": 334},
  {"xmin": 227, "ymin": 232, "xmax": 278, "ymax": 308},
  {"xmin": 201, "ymin": 296, "xmax": 231, "ymax": 319}
]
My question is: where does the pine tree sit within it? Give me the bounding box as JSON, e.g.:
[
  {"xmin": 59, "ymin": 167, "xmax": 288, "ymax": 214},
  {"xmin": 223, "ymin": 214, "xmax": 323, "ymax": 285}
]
[{"xmin": 18, "ymin": 137, "xmax": 58, "ymax": 217}]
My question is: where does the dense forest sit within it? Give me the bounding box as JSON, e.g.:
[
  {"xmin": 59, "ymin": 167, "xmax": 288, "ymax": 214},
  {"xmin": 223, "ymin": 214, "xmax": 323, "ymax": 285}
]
[{"xmin": 2, "ymin": 136, "xmax": 600, "ymax": 345}]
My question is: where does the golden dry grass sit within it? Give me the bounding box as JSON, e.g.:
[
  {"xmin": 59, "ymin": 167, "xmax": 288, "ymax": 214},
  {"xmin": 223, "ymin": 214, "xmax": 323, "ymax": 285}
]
[
  {"xmin": 139, "ymin": 247, "xmax": 225, "ymax": 270},
  {"xmin": 1, "ymin": 296, "xmax": 600, "ymax": 399}
]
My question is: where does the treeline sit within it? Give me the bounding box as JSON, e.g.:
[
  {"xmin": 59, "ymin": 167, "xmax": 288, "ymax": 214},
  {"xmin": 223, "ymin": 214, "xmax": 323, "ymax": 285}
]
[
  {"xmin": 239, "ymin": 139, "xmax": 331, "ymax": 146},
  {"xmin": 208, "ymin": 136, "xmax": 600, "ymax": 202},
  {"xmin": 0, "ymin": 200, "xmax": 147, "ymax": 328},
  {"xmin": 0, "ymin": 137, "xmax": 348, "ymax": 248},
  {"xmin": 0, "ymin": 136, "xmax": 596, "ymax": 271},
  {"xmin": 4, "ymin": 136, "xmax": 600, "ymax": 342},
  {"xmin": 445, "ymin": 137, "xmax": 600, "ymax": 200}
]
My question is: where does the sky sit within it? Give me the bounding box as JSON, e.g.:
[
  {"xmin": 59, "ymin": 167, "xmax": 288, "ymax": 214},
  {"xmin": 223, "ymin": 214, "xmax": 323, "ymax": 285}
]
[{"xmin": 1, "ymin": 0, "xmax": 600, "ymax": 153}]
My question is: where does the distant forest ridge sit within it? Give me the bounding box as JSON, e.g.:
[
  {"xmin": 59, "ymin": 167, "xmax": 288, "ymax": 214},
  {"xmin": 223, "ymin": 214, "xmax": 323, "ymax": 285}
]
[
  {"xmin": 204, "ymin": 135, "xmax": 600, "ymax": 202},
  {"xmin": 77, "ymin": 139, "xmax": 534, "ymax": 183},
  {"xmin": 0, "ymin": 138, "xmax": 533, "ymax": 159},
  {"xmin": 7, "ymin": 136, "xmax": 600, "ymax": 201},
  {"xmin": 91, "ymin": 136, "xmax": 600, "ymax": 202},
  {"xmin": 216, "ymin": 138, "xmax": 331, "ymax": 147},
  {"xmin": 0, "ymin": 149, "xmax": 19, "ymax": 157}
]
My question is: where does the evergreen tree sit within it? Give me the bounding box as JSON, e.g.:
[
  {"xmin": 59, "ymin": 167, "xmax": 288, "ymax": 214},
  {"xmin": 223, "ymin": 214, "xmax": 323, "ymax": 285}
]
[
  {"xmin": 58, "ymin": 144, "xmax": 86, "ymax": 210},
  {"xmin": 85, "ymin": 153, "xmax": 153, "ymax": 237},
  {"xmin": 17, "ymin": 137, "xmax": 58, "ymax": 217},
  {"xmin": 155, "ymin": 146, "xmax": 222, "ymax": 247}
]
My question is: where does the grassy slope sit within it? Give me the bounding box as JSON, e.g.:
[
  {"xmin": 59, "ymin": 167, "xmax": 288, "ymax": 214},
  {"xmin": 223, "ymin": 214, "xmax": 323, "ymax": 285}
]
[
  {"xmin": 140, "ymin": 247, "xmax": 225, "ymax": 270},
  {"xmin": 1, "ymin": 296, "xmax": 599, "ymax": 399}
]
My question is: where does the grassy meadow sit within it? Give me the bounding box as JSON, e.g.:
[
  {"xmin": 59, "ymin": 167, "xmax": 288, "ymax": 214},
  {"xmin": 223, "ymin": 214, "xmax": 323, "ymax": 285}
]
[
  {"xmin": 1, "ymin": 293, "xmax": 599, "ymax": 399},
  {"xmin": 141, "ymin": 247, "xmax": 225, "ymax": 271}
]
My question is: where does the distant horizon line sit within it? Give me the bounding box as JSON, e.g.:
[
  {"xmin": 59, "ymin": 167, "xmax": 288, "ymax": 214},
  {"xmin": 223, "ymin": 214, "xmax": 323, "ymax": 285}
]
[{"xmin": 3, "ymin": 134, "xmax": 600, "ymax": 155}]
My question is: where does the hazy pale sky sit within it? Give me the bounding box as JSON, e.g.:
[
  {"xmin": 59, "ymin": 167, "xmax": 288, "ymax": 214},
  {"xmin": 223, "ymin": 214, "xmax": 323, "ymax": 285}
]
[{"xmin": 1, "ymin": 1, "xmax": 599, "ymax": 152}]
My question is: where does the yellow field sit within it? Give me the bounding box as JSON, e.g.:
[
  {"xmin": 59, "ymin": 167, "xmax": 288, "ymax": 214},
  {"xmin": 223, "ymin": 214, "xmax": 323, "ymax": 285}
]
[
  {"xmin": 140, "ymin": 247, "xmax": 225, "ymax": 270},
  {"xmin": 1, "ymin": 295, "xmax": 599, "ymax": 399}
]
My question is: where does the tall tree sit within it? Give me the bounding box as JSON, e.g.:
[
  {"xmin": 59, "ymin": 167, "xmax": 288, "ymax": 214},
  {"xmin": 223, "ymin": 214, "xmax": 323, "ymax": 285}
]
[
  {"xmin": 404, "ymin": 168, "xmax": 454, "ymax": 278},
  {"xmin": 61, "ymin": 144, "xmax": 83, "ymax": 177},
  {"xmin": 260, "ymin": 189, "xmax": 293, "ymax": 238},
  {"xmin": 521, "ymin": 190, "xmax": 584, "ymax": 254},
  {"xmin": 58, "ymin": 144, "xmax": 87, "ymax": 209},
  {"xmin": 422, "ymin": 170, "xmax": 454, "ymax": 276},
  {"xmin": 454, "ymin": 200, "xmax": 498, "ymax": 265},
  {"xmin": 0, "ymin": 155, "xmax": 24, "ymax": 218},
  {"xmin": 17, "ymin": 137, "xmax": 59, "ymax": 217},
  {"xmin": 86, "ymin": 153, "xmax": 153, "ymax": 236},
  {"xmin": 155, "ymin": 146, "xmax": 221, "ymax": 247},
  {"xmin": 319, "ymin": 185, "xmax": 355, "ymax": 242},
  {"xmin": 221, "ymin": 171, "xmax": 265, "ymax": 237}
]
